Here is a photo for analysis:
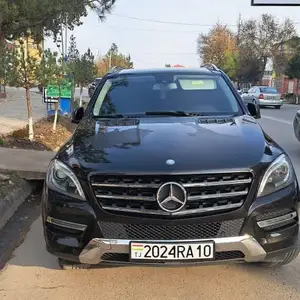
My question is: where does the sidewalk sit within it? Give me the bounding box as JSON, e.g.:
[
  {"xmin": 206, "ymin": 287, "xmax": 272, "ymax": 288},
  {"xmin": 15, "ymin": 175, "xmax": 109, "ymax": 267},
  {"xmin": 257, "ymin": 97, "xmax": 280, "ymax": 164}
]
[
  {"xmin": 0, "ymin": 147, "xmax": 55, "ymax": 179},
  {"xmin": 0, "ymin": 87, "xmax": 46, "ymax": 135}
]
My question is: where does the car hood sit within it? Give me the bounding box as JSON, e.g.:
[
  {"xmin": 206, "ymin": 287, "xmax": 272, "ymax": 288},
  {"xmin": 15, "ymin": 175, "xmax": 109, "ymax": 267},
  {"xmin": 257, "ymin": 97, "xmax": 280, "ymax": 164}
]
[{"xmin": 59, "ymin": 116, "xmax": 280, "ymax": 174}]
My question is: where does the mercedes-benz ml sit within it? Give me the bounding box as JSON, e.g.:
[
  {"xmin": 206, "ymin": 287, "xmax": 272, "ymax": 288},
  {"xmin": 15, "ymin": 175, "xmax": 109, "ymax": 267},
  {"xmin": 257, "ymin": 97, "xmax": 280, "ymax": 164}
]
[{"xmin": 42, "ymin": 65, "xmax": 299, "ymax": 269}]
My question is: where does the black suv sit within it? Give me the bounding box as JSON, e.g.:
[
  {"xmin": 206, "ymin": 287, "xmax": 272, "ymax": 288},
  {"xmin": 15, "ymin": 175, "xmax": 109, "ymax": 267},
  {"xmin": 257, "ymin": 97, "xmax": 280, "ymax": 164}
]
[{"xmin": 42, "ymin": 65, "xmax": 299, "ymax": 269}]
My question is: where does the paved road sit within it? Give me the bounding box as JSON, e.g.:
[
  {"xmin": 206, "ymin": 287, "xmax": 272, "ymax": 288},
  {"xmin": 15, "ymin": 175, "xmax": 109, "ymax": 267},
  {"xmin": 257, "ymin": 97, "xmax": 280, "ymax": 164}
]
[
  {"xmin": 0, "ymin": 87, "xmax": 46, "ymax": 135},
  {"xmin": 0, "ymin": 87, "xmax": 89, "ymax": 135},
  {"xmin": 1, "ymin": 104, "xmax": 300, "ymax": 300}
]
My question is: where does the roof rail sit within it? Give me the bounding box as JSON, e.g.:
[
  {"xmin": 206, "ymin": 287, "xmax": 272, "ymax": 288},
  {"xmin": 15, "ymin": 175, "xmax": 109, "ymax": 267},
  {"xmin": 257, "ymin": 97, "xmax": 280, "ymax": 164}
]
[
  {"xmin": 200, "ymin": 63, "xmax": 219, "ymax": 71},
  {"xmin": 108, "ymin": 66, "xmax": 123, "ymax": 74}
]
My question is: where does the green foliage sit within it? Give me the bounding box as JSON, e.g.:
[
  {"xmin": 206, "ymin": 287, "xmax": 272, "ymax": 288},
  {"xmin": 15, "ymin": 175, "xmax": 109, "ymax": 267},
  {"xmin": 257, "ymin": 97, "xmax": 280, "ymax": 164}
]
[
  {"xmin": 222, "ymin": 50, "xmax": 239, "ymax": 81},
  {"xmin": 9, "ymin": 38, "xmax": 42, "ymax": 88},
  {"xmin": 285, "ymin": 53, "xmax": 300, "ymax": 80},
  {"xmin": 36, "ymin": 49, "xmax": 60, "ymax": 87},
  {"xmin": 73, "ymin": 48, "xmax": 96, "ymax": 87},
  {"xmin": 0, "ymin": 42, "xmax": 17, "ymax": 86},
  {"xmin": 165, "ymin": 63, "xmax": 171, "ymax": 68},
  {"xmin": 0, "ymin": 0, "xmax": 116, "ymax": 41}
]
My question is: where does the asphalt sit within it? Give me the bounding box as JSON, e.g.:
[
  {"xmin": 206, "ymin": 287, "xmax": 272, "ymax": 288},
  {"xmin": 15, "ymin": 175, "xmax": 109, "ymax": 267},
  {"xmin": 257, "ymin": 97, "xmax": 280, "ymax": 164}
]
[{"xmin": 1, "ymin": 104, "xmax": 300, "ymax": 300}]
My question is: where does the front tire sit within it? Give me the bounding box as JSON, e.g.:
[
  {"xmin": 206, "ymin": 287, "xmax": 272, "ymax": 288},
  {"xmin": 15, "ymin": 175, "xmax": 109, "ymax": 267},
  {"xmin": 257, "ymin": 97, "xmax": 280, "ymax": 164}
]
[
  {"xmin": 275, "ymin": 105, "xmax": 281, "ymax": 109},
  {"xmin": 259, "ymin": 249, "xmax": 299, "ymax": 268}
]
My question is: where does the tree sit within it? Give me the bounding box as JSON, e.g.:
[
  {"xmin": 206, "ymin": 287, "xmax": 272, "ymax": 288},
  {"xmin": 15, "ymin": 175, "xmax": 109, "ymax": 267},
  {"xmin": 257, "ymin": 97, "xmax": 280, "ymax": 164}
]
[
  {"xmin": 0, "ymin": 41, "xmax": 16, "ymax": 94},
  {"xmin": 165, "ymin": 63, "xmax": 171, "ymax": 68},
  {"xmin": 9, "ymin": 38, "xmax": 42, "ymax": 141},
  {"xmin": 285, "ymin": 53, "xmax": 300, "ymax": 104},
  {"xmin": 36, "ymin": 49, "xmax": 66, "ymax": 132},
  {"xmin": 0, "ymin": 0, "xmax": 116, "ymax": 42},
  {"xmin": 239, "ymin": 14, "xmax": 295, "ymax": 83},
  {"xmin": 73, "ymin": 48, "xmax": 97, "ymax": 106},
  {"xmin": 273, "ymin": 37, "xmax": 300, "ymax": 77},
  {"xmin": 68, "ymin": 34, "xmax": 80, "ymax": 61},
  {"xmin": 197, "ymin": 24, "xmax": 239, "ymax": 76},
  {"xmin": 237, "ymin": 46, "xmax": 263, "ymax": 85},
  {"xmin": 95, "ymin": 43, "xmax": 133, "ymax": 77}
]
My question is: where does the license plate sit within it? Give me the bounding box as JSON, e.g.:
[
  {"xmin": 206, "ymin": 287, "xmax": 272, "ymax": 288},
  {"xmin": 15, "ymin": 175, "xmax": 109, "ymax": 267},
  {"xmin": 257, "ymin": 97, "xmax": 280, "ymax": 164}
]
[{"xmin": 130, "ymin": 241, "xmax": 215, "ymax": 261}]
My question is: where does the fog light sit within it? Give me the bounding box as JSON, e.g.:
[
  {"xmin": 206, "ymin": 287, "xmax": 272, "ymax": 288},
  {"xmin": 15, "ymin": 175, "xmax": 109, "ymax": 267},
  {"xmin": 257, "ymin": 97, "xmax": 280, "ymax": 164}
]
[
  {"xmin": 257, "ymin": 212, "xmax": 297, "ymax": 229},
  {"xmin": 47, "ymin": 216, "xmax": 87, "ymax": 231}
]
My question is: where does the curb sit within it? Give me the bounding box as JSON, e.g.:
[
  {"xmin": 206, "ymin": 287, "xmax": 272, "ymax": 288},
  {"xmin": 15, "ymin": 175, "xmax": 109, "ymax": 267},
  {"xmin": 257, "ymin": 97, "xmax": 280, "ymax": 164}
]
[{"xmin": 0, "ymin": 180, "xmax": 36, "ymax": 231}]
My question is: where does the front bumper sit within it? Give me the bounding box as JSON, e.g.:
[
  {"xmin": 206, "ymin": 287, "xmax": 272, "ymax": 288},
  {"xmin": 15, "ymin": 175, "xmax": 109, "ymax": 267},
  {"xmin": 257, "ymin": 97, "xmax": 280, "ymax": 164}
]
[
  {"xmin": 78, "ymin": 235, "xmax": 266, "ymax": 265},
  {"xmin": 42, "ymin": 182, "xmax": 300, "ymax": 266}
]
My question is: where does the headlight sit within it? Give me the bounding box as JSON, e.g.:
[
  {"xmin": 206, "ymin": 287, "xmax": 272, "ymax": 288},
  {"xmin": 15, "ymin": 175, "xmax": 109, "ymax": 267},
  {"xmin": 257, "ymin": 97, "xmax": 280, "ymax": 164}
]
[
  {"xmin": 257, "ymin": 154, "xmax": 295, "ymax": 198},
  {"xmin": 46, "ymin": 159, "xmax": 86, "ymax": 200}
]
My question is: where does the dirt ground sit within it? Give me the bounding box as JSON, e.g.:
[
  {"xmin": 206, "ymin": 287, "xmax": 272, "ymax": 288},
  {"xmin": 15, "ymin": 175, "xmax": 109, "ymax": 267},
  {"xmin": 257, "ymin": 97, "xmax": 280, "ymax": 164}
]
[
  {"xmin": 0, "ymin": 170, "xmax": 23, "ymax": 199},
  {"xmin": 0, "ymin": 116, "xmax": 76, "ymax": 151}
]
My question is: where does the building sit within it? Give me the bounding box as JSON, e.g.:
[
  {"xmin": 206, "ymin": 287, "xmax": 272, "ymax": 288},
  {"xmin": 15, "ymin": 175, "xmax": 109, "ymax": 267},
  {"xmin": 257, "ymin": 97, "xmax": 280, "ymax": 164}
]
[{"xmin": 13, "ymin": 36, "xmax": 42, "ymax": 61}]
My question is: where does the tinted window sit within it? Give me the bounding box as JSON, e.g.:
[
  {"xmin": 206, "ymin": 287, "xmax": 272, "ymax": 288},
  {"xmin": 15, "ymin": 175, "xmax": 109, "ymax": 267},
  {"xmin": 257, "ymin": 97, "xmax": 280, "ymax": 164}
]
[
  {"xmin": 260, "ymin": 87, "xmax": 278, "ymax": 94},
  {"xmin": 93, "ymin": 74, "xmax": 240, "ymax": 116}
]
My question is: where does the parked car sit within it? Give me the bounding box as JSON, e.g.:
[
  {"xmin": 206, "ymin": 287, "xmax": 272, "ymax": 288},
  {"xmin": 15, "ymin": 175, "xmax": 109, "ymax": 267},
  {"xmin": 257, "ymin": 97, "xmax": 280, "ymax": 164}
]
[
  {"xmin": 293, "ymin": 110, "xmax": 300, "ymax": 142},
  {"xmin": 88, "ymin": 77, "xmax": 102, "ymax": 98},
  {"xmin": 242, "ymin": 86, "xmax": 283, "ymax": 109},
  {"xmin": 42, "ymin": 65, "xmax": 299, "ymax": 270}
]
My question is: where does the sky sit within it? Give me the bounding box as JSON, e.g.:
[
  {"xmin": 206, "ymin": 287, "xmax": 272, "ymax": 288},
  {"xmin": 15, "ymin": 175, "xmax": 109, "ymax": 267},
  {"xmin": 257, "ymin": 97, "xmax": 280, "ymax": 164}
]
[{"xmin": 44, "ymin": 0, "xmax": 300, "ymax": 69}]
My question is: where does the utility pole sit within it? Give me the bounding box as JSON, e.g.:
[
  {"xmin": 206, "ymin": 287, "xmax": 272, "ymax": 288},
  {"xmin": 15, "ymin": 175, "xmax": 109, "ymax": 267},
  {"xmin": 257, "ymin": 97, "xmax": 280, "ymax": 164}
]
[
  {"xmin": 237, "ymin": 13, "xmax": 242, "ymax": 89},
  {"xmin": 61, "ymin": 23, "xmax": 64, "ymax": 59},
  {"xmin": 237, "ymin": 13, "xmax": 242, "ymax": 47},
  {"xmin": 109, "ymin": 51, "xmax": 112, "ymax": 69},
  {"xmin": 65, "ymin": 18, "xmax": 68, "ymax": 57}
]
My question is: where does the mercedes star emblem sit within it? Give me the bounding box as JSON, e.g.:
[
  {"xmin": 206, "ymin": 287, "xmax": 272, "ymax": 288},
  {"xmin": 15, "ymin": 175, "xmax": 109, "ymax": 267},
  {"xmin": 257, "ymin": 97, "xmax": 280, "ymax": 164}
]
[
  {"xmin": 157, "ymin": 182, "xmax": 187, "ymax": 213},
  {"xmin": 166, "ymin": 159, "xmax": 175, "ymax": 165}
]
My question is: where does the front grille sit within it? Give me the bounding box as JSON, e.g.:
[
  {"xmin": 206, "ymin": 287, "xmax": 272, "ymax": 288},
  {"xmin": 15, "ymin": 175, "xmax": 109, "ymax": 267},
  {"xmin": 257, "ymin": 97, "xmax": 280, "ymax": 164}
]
[
  {"xmin": 91, "ymin": 172, "xmax": 253, "ymax": 216},
  {"xmin": 99, "ymin": 219, "xmax": 244, "ymax": 240},
  {"xmin": 101, "ymin": 251, "xmax": 245, "ymax": 263}
]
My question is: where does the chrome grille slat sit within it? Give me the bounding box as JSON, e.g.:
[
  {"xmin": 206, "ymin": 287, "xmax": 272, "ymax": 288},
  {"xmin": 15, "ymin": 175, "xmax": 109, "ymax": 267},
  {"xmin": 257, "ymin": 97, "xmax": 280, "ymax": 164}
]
[
  {"xmin": 188, "ymin": 190, "xmax": 248, "ymax": 201},
  {"xmin": 91, "ymin": 172, "xmax": 253, "ymax": 216},
  {"xmin": 95, "ymin": 194, "xmax": 156, "ymax": 201},
  {"xmin": 102, "ymin": 202, "xmax": 243, "ymax": 216},
  {"xmin": 91, "ymin": 178, "xmax": 252, "ymax": 189}
]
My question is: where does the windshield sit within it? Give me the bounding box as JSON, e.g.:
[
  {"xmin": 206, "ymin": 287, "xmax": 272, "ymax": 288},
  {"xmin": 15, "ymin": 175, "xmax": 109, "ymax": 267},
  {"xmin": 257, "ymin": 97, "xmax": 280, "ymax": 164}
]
[
  {"xmin": 260, "ymin": 87, "xmax": 278, "ymax": 94},
  {"xmin": 92, "ymin": 74, "xmax": 240, "ymax": 116}
]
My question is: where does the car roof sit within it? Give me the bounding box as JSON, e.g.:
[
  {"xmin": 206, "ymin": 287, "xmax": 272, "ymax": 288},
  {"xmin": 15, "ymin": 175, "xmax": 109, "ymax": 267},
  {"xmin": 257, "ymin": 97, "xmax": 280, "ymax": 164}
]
[{"xmin": 114, "ymin": 67, "xmax": 220, "ymax": 76}]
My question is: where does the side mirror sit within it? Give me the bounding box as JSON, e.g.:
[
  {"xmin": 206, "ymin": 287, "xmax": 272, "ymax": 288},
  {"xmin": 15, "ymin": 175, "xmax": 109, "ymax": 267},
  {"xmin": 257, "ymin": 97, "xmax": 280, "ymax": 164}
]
[
  {"xmin": 247, "ymin": 102, "xmax": 261, "ymax": 119},
  {"xmin": 71, "ymin": 107, "xmax": 84, "ymax": 124}
]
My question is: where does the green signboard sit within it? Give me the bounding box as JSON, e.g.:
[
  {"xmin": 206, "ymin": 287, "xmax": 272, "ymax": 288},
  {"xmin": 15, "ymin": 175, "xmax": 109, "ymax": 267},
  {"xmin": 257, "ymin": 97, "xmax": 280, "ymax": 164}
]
[{"xmin": 46, "ymin": 79, "xmax": 73, "ymax": 99}]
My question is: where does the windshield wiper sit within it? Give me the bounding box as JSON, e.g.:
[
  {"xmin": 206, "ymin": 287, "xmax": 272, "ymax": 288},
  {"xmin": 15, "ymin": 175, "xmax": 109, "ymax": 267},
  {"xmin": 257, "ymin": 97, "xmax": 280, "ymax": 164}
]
[
  {"xmin": 145, "ymin": 111, "xmax": 191, "ymax": 116},
  {"xmin": 93, "ymin": 114, "xmax": 125, "ymax": 118}
]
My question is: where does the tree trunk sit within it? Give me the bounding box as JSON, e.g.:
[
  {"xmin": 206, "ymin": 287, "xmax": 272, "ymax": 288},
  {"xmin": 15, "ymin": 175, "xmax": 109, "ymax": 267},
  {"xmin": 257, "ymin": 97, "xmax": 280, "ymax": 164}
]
[
  {"xmin": 52, "ymin": 101, "xmax": 59, "ymax": 132},
  {"xmin": 79, "ymin": 85, "xmax": 83, "ymax": 107},
  {"xmin": 25, "ymin": 87, "xmax": 34, "ymax": 141},
  {"xmin": 296, "ymin": 79, "xmax": 299, "ymax": 105}
]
